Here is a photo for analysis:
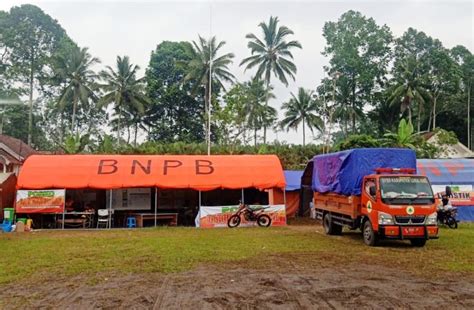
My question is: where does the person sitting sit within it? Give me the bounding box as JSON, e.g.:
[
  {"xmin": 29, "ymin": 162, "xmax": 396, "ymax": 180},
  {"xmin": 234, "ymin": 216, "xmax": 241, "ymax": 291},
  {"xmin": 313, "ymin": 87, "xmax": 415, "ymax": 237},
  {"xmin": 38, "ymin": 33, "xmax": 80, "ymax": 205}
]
[
  {"xmin": 65, "ymin": 197, "xmax": 84, "ymax": 212},
  {"xmin": 441, "ymin": 194, "xmax": 453, "ymax": 211},
  {"xmin": 65, "ymin": 197, "xmax": 75, "ymax": 212}
]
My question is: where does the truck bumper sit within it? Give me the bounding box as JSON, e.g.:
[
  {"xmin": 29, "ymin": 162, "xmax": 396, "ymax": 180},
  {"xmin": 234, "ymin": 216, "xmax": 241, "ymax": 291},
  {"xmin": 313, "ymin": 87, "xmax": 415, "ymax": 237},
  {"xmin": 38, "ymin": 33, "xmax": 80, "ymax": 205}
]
[{"xmin": 379, "ymin": 225, "xmax": 439, "ymax": 240}]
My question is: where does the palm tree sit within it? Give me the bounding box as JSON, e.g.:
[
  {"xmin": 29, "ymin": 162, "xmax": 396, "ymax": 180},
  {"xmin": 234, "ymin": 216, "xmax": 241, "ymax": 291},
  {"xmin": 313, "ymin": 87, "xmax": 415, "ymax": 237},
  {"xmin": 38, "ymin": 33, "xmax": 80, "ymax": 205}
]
[
  {"xmin": 244, "ymin": 78, "xmax": 276, "ymax": 146},
  {"xmin": 54, "ymin": 47, "xmax": 99, "ymax": 135},
  {"xmin": 100, "ymin": 56, "xmax": 149, "ymax": 144},
  {"xmin": 241, "ymin": 16, "xmax": 302, "ymax": 143},
  {"xmin": 281, "ymin": 88, "xmax": 323, "ymax": 146},
  {"xmin": 185, "ymin": 36, "xmax": 235, "ymax": 146},
  {"xmin": 389, "ymin": 56, "xmax": 430, "ymax": 130}
]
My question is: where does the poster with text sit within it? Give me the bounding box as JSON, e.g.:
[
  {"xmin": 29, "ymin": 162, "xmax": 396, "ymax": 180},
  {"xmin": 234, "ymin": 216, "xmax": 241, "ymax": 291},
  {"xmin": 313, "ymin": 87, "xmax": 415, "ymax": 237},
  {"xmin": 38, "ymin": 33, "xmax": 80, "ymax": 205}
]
[
  {"xmin": 432, "ymin": 185, "xmax": 474, "ymax": 206},
  {"xmin": 15, "ymin": 189, "xmax": 65, "ymax": 213},
  {"xmin": 197, "ymin": 205, "xmax": 286, "ymax": 228}
]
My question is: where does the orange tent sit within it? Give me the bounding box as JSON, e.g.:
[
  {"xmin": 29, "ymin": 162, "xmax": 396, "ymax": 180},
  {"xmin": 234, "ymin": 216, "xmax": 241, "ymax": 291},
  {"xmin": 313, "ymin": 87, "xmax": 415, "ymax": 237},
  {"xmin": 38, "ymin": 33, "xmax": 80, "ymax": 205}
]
[{"xmin": 17, "ymin": 155, "xmax": 285, "ymax": 191}]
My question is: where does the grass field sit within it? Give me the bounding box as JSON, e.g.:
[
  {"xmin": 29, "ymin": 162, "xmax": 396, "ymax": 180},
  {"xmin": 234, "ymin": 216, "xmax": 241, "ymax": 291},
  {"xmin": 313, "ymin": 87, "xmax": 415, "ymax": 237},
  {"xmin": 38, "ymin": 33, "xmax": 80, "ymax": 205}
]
[{"xmin": 0, "ymin": 222, "xmax": 473, "ymax": 285}]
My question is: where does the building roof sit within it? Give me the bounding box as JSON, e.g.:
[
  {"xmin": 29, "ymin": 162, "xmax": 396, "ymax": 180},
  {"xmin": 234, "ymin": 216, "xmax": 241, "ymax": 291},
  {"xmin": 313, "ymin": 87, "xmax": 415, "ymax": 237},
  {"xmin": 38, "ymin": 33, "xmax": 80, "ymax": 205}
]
[
  {"xmin": 0, "ymin": 135, "xmax": 37, "ymax": 160},
  {"xmin": 0, "ymin": 149, "xmax": 22, "ymax": 165},
  {"xmin": 423, "ymin": 132, "xmax": 474, "ymax": 158},
  {"xmin": 0, "ymin": 173, "xmax": 15, "ymax": 184},
  {"xmin": 420, "ymin": 132, "xmax": 437, "ymax": 140}
]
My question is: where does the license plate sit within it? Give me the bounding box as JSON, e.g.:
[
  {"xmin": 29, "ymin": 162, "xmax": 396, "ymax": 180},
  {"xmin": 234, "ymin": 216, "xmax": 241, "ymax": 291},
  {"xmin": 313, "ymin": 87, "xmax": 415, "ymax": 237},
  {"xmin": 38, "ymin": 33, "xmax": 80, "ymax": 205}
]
[{"xmin": 403, "ymin": 227, "xmax": 423, "ymax": 235}]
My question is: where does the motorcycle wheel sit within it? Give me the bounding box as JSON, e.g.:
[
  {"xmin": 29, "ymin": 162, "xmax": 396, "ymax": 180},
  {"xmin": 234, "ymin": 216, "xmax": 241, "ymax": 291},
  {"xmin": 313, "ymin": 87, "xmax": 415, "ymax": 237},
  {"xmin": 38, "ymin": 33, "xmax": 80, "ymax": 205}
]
[
  {"xmin": 446, "ymin": 217, "xmax": 458, "ymax": 229},
  {"xmin": 257, "ymin": 214, "xmax": 272, "ymax": 227},
  {"xmin": 227, "ymin": 215, "xmax": 241, "ymax": 228}
]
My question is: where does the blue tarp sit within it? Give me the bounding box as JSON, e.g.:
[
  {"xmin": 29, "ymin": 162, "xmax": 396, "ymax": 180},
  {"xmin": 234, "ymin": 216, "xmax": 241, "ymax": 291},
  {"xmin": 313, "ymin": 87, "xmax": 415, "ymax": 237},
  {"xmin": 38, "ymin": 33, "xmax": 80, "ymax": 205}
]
[
  {"xmin": 312, "ymin": 148, "xmax": 417, "ymax": 196},
  {"xmin": 417, "ymin": 159, "xmax": 474, "ymax": 185},
  {"xmin": 284, "ymin": 170, "xmax": 303, "ymax": 191},
  {"xmin": 457, "ymin": 207, "xmax": 474, "ymax": 222},
  {"xmin": 418, "ymin": 159, "xmax": 474, "ymax": 222}
]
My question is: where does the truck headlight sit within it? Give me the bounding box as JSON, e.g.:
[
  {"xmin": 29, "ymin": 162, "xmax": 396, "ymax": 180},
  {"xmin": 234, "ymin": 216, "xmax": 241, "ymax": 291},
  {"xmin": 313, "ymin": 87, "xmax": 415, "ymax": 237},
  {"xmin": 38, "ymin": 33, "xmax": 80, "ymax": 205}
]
[
  {"xmin": 426, "ymin": 212, "xmax": 437, "ymax": 225},
  {"xmin": 378, "ymin": 212, "xmax": 394, "ymax": 225}
]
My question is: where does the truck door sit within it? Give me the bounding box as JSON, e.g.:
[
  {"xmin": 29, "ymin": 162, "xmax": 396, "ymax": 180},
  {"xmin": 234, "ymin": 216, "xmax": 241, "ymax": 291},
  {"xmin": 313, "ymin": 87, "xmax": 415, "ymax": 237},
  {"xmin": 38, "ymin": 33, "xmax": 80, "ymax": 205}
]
[{"xmin": 362, "ymin": 178, "xmax": 377, "ymax": 217}]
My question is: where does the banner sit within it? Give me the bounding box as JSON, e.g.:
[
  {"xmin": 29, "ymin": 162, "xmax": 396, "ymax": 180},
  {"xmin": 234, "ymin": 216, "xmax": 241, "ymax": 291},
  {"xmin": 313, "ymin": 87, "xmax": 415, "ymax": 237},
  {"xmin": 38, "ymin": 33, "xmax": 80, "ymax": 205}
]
[
  {"xmin": 432, "ymin": 185, "xmax": 474, "ymax": 206},
  {"xmin": 197, "ymin": 204, "xmax": 286, "ymax": 228},
  {"xmin": 15, "ymin": 189, "xmax": 65, "ymax": 213}
]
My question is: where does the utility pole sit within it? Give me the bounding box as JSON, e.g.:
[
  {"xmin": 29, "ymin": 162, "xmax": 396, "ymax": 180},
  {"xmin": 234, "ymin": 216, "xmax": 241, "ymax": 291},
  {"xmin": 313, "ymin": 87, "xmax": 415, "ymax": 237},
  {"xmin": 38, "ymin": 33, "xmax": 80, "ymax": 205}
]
[
  {"xmin": 468, "ymin": 79, "xmax": 471, "ymax": 150},
  {"xmin": 325, "ymin": 71, "xmax": 342, "ymax": 153},
  {"xmin": 207, "ymin": 3, "xmax": 212, "ymax": 156}
]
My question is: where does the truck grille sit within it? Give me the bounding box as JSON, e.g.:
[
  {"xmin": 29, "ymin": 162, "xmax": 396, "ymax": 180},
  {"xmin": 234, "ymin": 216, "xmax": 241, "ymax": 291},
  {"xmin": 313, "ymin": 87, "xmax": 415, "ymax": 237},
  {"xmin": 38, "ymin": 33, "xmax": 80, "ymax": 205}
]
[{"xmin": 394, "ymin": 215, "xmax": 425, "ymax": 225}]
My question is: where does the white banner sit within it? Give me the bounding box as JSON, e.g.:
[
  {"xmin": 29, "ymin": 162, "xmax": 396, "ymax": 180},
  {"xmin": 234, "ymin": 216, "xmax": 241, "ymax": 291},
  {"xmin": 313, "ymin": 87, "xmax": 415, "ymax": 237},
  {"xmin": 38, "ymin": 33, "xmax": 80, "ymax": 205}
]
[
  {"xmin": 196, "ymin": 204, "xmax": 286, "ymax": 228},
  {"xmin": 16, "ymin": 189, "xmax": 66, "ymax": 213},
  {"xmin": 432, "ymin": 185, "xmax": 472, "ymax": 194}
]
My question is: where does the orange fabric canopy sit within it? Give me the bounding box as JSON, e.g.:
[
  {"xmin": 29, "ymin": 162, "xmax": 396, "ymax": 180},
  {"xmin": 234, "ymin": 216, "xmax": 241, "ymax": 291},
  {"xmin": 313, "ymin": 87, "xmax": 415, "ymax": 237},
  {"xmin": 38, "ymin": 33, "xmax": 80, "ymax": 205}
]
[{"xmin": 17, "ymin": 155, "xmax": 286, "ymax": 191}]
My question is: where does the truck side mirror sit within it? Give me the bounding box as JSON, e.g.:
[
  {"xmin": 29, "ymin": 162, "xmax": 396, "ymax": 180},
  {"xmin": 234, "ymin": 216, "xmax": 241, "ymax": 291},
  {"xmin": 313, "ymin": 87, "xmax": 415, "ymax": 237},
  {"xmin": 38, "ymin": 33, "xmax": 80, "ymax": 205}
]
[
  {"xmin": 369, "ymin": 186, "xmax": 376, "ymax": 197},
  {"xmin": 445, "ymin": 186, "xmax": 452, "ymax": 198}
]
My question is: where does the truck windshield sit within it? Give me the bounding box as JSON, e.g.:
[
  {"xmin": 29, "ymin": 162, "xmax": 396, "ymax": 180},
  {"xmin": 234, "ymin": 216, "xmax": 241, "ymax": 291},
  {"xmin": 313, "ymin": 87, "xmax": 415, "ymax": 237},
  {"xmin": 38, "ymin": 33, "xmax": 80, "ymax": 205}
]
[{"xmin": 380, "ymin": 177, "xmax": 434, "ymax": 205}]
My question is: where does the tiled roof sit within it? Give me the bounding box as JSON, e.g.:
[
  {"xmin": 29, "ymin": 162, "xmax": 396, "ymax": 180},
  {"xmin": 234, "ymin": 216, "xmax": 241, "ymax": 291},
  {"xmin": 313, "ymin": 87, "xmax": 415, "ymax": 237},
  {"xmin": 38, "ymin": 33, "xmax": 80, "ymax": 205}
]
[
  {"xmin": 420, "ymin": 132, "xmax": 436, "ymax": 140},
  {"xmin": 0, "ymin": 149, "xmax": 21, "ymax": 164},
  {"xmin": 0, "ymin": 134, "xmax": 37, "ymax": 159}
]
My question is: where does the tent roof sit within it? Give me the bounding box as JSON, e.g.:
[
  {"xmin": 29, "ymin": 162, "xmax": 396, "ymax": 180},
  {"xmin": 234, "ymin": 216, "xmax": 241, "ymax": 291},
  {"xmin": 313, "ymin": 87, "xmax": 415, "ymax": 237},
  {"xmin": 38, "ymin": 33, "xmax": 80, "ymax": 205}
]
[
  {"xmin": 17, "ymin": 155, "xmax": 286, "ymax": 191},
  {"xmin": 284, "ymin": 170, "xmax": 303, "ymax": 191},
  {"xmin": 417, "ymin": 159, "xmax": 474, "ymax": 185}
]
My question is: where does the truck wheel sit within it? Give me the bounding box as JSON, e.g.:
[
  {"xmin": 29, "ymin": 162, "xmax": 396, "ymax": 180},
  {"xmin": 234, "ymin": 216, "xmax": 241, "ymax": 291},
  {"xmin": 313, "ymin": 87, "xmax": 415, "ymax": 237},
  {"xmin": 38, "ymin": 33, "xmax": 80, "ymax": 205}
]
[
  {"xmin": 323, "ymin": 213, "xmax": 342, "ymax": 235},
  {"xmin": 363, "ymin": 220, "xmax": 378, "ymax": 246},
  {"xmin": 410, "ymin": 239, "xmax": 427, "ymax": 247}
]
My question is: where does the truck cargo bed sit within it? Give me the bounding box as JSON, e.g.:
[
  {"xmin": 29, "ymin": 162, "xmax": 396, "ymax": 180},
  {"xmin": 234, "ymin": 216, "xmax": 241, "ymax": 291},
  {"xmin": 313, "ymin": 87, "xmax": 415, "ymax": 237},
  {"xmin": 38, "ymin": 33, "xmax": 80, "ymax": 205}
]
[{"xmin": 313, "ymin": 193, "xmax": 361, "ymax": 219}]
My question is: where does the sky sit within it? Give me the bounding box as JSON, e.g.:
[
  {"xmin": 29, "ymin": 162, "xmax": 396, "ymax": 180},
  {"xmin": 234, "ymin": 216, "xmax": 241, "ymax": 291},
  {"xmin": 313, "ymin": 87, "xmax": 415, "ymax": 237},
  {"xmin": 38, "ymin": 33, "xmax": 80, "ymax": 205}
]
[{"xmin": 1, "ymin": 0, "xmax": 473, "ymax": 144}]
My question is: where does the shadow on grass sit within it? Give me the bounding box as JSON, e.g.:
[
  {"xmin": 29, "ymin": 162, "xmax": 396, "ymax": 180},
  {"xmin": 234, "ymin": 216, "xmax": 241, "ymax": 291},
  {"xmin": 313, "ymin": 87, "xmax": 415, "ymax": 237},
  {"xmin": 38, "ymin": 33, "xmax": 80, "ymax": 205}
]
[{"xmin": 341, "ymin": 230, "xmax": 415, "ymax": 248}]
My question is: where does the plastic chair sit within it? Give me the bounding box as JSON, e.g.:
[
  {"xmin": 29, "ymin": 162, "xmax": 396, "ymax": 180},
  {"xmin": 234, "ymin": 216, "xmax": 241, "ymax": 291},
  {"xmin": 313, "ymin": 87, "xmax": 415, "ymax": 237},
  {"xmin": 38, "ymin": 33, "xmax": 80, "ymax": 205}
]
[
  {"xmin": 96, "ymin": 209, "xmax": 110, "ymax": 229},
  {"xmin": 1, "ymin": 220, "xmax": 12, "ymax": 233},
  {"xmin": 126, "ymin": 217, "xmax": 136, "ymax": 228}
]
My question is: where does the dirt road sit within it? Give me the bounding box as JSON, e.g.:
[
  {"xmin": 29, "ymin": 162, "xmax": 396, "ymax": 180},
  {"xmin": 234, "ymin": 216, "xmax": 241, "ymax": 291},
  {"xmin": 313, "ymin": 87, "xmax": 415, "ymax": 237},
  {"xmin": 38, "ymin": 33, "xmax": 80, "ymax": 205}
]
[{"xmin": 2, "ymin": 262, "xmax": 473, "ymax": 309}]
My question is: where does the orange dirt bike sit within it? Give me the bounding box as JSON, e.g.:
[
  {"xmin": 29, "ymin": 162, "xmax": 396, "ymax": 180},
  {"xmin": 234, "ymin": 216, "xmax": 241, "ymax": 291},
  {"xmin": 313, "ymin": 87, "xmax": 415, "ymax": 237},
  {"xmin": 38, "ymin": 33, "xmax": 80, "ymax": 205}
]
[{"xmin": 227, "ymin": 203, "xmax": 272, "ymax": 228}]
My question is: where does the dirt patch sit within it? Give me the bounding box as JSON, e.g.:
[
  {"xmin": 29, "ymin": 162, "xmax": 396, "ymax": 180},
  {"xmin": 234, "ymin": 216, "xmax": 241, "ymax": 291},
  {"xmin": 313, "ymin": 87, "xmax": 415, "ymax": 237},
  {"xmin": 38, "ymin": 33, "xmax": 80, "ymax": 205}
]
[{"xmin": 1, "ymin": 263, "xmax": 473, "ymax": 309}]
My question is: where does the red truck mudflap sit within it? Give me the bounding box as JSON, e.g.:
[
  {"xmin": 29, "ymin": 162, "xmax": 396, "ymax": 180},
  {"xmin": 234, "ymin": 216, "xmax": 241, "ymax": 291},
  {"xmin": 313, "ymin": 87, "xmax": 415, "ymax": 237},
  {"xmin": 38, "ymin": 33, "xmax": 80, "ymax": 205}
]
[{"xmin": 378, "ymin": 225, "xmax": 439, "ymax": 239}]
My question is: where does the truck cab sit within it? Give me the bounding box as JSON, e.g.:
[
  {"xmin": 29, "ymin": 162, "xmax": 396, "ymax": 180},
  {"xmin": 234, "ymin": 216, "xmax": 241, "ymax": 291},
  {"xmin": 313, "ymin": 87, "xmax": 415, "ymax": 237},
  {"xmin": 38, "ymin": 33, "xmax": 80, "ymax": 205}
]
[{"xmin": 360, "ymin": 168, "xmax": 438, "ymax": 246}]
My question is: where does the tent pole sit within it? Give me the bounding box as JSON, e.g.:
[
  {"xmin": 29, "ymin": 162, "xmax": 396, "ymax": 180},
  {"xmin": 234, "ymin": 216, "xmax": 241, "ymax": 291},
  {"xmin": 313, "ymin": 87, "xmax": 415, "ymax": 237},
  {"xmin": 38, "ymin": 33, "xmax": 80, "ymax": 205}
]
[
  {"xmin": 197, "ymin": 191, "xmax": 202, "ymax": 228},
  {"xmin": 283, "ymin": 189, "xmax": 287, "ymax": 225},
  {"xmin": 62, "ymin": 203, "xmax": 65, "ymax": 230},
  {"xmin": 241, "ymin": 188, "xmax": 245, "ymax": 204},
  {"xmin": 109, "ymin": 189, "xmax": 112, "ymax": 229},
  {"xmin": 154, "ymin": 188, "xmax": 158, "ymax": 227}
]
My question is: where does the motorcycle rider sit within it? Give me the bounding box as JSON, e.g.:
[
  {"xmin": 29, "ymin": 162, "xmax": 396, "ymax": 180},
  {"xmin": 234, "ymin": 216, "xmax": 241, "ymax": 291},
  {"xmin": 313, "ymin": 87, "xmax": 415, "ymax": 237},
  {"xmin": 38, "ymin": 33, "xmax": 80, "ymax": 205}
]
[{"xmin": 437, "ymin": 193, "xmax": 453, "ymax": 220}]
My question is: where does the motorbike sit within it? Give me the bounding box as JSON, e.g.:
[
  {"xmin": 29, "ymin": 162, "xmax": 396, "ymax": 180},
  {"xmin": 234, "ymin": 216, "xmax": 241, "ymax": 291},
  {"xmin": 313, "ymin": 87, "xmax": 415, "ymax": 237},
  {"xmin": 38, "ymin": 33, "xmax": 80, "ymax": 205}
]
[
  {"xmin": 437, "ymin": 207, "xmax": 458, "ymax": 229},
  {"xmin": 227, "ymin": 203, "xmax": 272, "ymax": 228},
  {"xmin": 437, "ymin": 186, "xmax": 458, "ymax": 229}
]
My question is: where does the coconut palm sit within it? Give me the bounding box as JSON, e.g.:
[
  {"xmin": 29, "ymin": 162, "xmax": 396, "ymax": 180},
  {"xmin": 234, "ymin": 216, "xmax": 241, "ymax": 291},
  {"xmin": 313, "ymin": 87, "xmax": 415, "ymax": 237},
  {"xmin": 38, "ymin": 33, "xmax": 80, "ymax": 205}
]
[
  {"xmin": 244, "ymin": 78, "xmax": 276, "ymax": 146},
  {"xmin": 389, "ymin": 56, "xmax": 430, "ymax": 129},
  {"xmin": 54, "ymin": 47, "xmax": 99, "ymax": 135},
  {"xmin": 185, "ymin": 36, "xmax": 235, "ymax": 145},
  {"xmin": 100, "ymin": 56, "xmax": 149, "ymax": 144},
  {"xmin": 241, "ymin": 16, "xmax": 302, "ymax": 143},
  {"xmin": 281, "ymin": 88, "xmax": 323, "ymax": 146}
]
